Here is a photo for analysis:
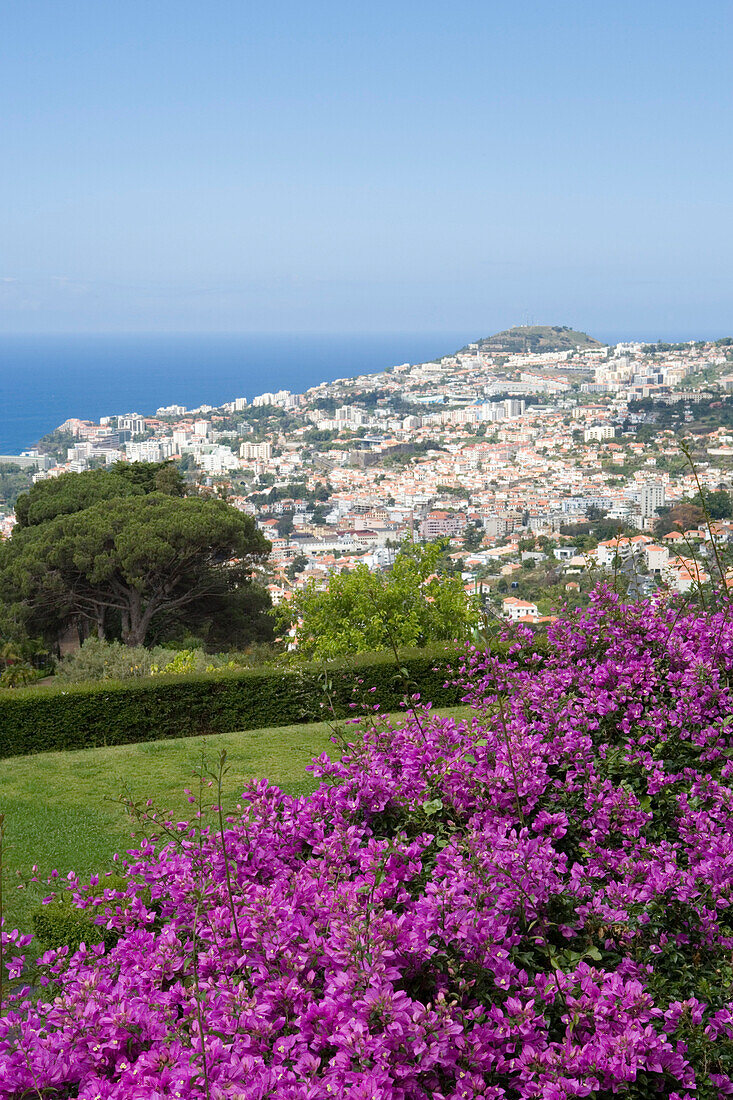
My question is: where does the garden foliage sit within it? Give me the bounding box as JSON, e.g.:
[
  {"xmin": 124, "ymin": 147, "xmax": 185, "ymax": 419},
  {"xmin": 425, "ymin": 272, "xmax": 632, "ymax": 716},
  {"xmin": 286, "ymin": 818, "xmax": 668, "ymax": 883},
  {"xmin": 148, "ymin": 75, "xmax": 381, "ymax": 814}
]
[
  {"xmin": 54, "ymin": 638, "xmax": 254, "ymax": 684},
  {"xmin": 0, "ymin": 646, "xmax": 465, "ymax": 757},
  {"xmin": 283, "ymin": 539, "xmax": 480, "ymax": 660},
  {"xmin": 2, "ymin": 588, "xmax": 733, "ymax": 1097},
  {"xmin": 1, "ymin": 469, "xmax": 270, "ymax": 646},
  {"xmin": 55, "ymin": 637, "xmax": 183, "ymax": 683}
]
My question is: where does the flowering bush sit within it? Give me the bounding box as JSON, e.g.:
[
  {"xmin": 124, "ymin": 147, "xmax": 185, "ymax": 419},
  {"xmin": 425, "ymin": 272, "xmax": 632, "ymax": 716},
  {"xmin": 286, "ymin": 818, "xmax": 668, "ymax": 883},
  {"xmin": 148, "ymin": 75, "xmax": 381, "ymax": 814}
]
[{"xmin": 2, "ymin": 586, "xmax": 733, "ymax": 1098}]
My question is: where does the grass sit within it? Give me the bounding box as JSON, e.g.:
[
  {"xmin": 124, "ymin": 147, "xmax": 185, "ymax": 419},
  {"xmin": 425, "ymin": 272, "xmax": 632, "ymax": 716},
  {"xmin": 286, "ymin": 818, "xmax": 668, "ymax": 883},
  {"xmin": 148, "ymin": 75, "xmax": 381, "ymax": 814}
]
[{"xmin": 0, "ymin": 707, "xmax": 468, "ymax": 933}]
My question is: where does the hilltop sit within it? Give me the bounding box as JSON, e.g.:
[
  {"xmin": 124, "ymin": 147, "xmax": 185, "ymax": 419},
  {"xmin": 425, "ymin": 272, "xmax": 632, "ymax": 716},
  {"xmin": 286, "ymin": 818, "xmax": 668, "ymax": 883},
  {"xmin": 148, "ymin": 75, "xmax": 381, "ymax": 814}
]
[{"xmin": 457, "ymin": 324, "xmax": 602, "ymax": 355}]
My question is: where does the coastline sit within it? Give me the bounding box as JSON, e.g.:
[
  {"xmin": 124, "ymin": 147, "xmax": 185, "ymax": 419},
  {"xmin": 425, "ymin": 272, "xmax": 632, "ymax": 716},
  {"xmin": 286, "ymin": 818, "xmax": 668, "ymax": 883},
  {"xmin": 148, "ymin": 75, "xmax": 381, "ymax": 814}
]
[{"xmin": 0, "ymin": 331, "xmax": 467, "ymax": 453}]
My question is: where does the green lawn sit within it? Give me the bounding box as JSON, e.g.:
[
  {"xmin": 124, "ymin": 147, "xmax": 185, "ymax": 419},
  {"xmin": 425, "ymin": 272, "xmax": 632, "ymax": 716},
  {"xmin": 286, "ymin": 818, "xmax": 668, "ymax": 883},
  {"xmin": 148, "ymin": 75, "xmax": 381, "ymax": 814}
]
[{"xmin": 0, "ymin": 708, "xmax": 468, "ymax": 933}]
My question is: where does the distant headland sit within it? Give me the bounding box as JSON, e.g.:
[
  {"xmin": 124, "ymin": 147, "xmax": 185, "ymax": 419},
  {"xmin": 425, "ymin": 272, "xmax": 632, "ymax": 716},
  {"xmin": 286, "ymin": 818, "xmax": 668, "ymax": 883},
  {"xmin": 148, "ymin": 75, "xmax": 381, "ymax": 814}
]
[{"xmin": 456, "ymin": 325, "xmax": 602, "ymax": 356}]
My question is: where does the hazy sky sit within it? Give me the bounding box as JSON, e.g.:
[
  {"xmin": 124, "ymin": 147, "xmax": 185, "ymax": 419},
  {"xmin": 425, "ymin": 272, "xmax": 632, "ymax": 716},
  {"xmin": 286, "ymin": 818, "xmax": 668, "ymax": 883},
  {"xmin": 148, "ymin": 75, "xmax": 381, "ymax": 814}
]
[{"xmin": 1, "ymin": 0, "xmax": 731, "ymax": 338}]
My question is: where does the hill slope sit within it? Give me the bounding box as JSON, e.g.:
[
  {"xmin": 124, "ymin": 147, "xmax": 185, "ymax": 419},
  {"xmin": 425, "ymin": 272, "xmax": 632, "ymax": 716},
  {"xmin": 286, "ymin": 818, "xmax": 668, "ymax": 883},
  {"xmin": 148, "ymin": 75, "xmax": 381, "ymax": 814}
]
[{"xmin": 458, "ymin": 324, "xmax": 602, "ymax": 355}]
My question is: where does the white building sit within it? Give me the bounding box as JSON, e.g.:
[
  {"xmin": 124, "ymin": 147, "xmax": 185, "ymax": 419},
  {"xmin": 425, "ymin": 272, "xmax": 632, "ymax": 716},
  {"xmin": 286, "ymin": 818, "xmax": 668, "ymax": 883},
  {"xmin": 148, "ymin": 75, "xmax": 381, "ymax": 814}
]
[
  {"xmin": 483, "ymin": 515, "xmax": 509, "ymax": 537},
  {"xmin": 644, "ymin": 544, "xmax": 669, "ymax": 572},
  {"xmin": 125, "ymin": 439, "xmax": 174, "ymax": 462},
  {"xmin": 640, "ymin": 483, "xmax": 666, "ymax": 520},
  {"xmin": 584, "ymin": 425, "xmax": 616, "ymax": 442},
  {"xmin": 172, "ymin": 429, "xmax": 192, "ymax": 450},
  {"xmin": 662, "ymin": 556, "xmax": 709, "ymax": 593},
  {"xmin": 253, "ymin": 390, "xmax": 293, "ymax": 408},
  {"xmin": 502, "ymin": 597, "xmax": 539, "ymax": 622},
  {"xmin": 197, "ymin": 447, "xmax": 240, "ymax": 474},
  {"xmin": 240, "ymin": 441, "xmax": 273, "ymax": 461},
  {"xmin": 595, "ymin": 536, "xmax": 635, "ymax": 568},
  {"xmin": 118, "ymin": 413, "xmax": 146, "ymax": 435},
  {"xmin": 595, "ymin": 534, "xmax": 651, "ymax": 568},
  {"xmin": 336, "ymin": 405, "xmax": 368, "ymax": 426}
]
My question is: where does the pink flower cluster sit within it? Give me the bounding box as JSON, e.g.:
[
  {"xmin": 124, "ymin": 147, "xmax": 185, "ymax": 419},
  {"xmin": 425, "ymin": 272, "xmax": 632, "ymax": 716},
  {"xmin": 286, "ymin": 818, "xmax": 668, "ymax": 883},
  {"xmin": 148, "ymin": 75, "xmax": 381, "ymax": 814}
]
[{"xmin": 2, "ymin": 586, "xmax": 733, "ymax": 1098}]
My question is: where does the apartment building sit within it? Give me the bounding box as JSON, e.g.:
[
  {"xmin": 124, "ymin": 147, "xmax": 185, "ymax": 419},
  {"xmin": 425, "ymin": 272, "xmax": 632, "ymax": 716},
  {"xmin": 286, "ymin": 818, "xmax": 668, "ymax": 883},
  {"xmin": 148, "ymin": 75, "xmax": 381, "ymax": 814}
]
[
  {"xmin": 419, "ymin": 510, "xmax": 467, "ymax": 539},
  {"xmin": 241, "ymin": 441, "xmax": 273, "ymax": 461}
]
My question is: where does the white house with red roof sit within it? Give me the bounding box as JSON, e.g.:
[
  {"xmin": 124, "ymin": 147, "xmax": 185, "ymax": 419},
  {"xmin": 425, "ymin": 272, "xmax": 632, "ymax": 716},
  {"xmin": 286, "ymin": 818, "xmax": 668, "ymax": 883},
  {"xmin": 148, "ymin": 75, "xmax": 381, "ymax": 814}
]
[
  {"xmin": 644, "ymin": 544, "xmax": 669, "ymax": 572},
  {"xmin": 595, "ymin": 534, "xmax": 652, "ymax": 568},
  {"xmin": 662, "ymin": 556, "xmax": 710, "ymax": 593},
  {"xmin": 502, "ymin": 597, "xmax": 539, "ymax": 622}
]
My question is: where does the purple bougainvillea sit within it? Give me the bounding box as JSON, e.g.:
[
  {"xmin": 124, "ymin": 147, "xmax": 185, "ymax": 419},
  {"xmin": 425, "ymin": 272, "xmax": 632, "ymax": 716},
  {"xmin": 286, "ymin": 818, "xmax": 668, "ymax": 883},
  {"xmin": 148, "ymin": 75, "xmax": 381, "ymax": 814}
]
[{"xmin": 2, "ymin": 586, "xmax": 733, "ymax": 1097}]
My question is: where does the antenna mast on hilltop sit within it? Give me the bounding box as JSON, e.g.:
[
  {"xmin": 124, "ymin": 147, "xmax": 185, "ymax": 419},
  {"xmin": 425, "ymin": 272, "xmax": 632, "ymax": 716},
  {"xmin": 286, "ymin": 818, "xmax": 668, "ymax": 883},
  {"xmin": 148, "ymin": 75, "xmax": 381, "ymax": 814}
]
[{"xmin": 520, "ymin": 312, "xmax": 534, "ymax": 354}]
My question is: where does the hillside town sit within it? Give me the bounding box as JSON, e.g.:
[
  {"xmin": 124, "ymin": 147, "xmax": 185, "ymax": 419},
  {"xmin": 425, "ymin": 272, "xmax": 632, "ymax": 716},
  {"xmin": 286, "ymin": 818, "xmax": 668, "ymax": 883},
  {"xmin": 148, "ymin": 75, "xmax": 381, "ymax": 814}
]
[{"xmin": 3, "ymin": 327, "xmax": 733, "ymax": 623}]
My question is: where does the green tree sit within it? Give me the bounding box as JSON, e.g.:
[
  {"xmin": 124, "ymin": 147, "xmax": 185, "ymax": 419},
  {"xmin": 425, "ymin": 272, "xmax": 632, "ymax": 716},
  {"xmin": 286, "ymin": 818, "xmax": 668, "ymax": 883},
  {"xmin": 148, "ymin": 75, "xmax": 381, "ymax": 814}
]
[
  {"xmin": 282, "ymin": 540, "xmax": 479, "ymax": 660},
  {"xmin": 701, "ymin": 488, "xmax": 733, "ymax": 520},
  {"xmin": 276, "ymin": 512, "xmax": 294, "ymax": 539},
  {"xmin": 0, "ymin": 464, "xmax": 34, "ymax": 509},
  {"xmin": 0, "ymin": 494, "xmax": 270, "ymax": 646},
  {"xmin": 14, "ymin": 462, "xmax": 184, "ymax": 528},
  {"xmin": 36, "ymin": 428, "xmax": 77, "ymax": 463},
  {"xmin": 462, "ymin": 522, "xmax": 484, "ymax": 552},
  {"xmin": 162, "ymin": 581, "xmax": 275, "ymax": 651},
  {"xmin": 286, "ymin": 553, "xmax": 309, "ymax": 581}
]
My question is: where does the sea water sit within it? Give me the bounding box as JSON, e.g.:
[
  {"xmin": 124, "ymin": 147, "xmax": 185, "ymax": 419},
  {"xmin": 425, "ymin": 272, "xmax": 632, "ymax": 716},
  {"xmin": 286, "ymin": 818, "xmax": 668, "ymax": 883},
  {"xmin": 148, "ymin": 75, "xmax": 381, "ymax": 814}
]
[{"xmin": 0, "ymin": 331, "xmax": 467, "ymax": 453}]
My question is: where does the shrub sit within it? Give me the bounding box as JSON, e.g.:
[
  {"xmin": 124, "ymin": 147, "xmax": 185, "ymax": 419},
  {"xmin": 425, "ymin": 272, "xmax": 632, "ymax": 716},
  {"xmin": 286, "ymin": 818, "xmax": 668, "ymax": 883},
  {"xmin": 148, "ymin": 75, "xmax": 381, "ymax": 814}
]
[
  {"xmin": 55, "ymin": 638, "xmax": 266, "ymax": 685},
  {"xmin": 29, "ymin": 873, "xmax": 130, "ymax": 953},
  {"xmin": 0, "ymin": 661, "xmax": 39, "ymax": 688},
  {"xmin": 30, "ymin": 894, "xmax": 110, "ymax": 954},
  {"xmin": 150, "ymin": 648, "xmax": 224, "ymax": 676},
  {"xmin": 54, "ymin": 637, "xmax": 177, "ymax": 683},
  {"xmin": 0, "ymin": 644, "xmax": 471, "ymax": 757},
  {"xmin": 3, "ymin": 588, "xmax": 733, "ymax": 1096},
  {"xmin": 149, "ymin": 648, "xmax": 264, "ymax": 676}
]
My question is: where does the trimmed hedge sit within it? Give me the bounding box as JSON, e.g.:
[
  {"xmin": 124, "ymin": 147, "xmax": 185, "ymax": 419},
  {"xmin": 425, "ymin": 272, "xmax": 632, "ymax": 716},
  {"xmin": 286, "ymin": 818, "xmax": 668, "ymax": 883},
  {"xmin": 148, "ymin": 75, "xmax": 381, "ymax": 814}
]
[
  {"xmin": 0, "ymin": 644, "xmax": 474, "ymax": 758},
  {"xmin": 31, "ymin": 895, "xmax": 113, "ymax": 953},
  {"xmin": 0, "ymin": 638, "xmax": 549, "ymax": 759}
]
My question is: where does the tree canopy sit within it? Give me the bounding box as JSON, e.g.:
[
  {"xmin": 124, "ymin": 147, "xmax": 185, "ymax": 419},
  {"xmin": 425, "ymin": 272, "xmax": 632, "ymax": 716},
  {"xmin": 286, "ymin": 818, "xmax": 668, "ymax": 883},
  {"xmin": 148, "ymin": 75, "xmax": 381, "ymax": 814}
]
[
  {"xmin": 701, "ymin": 488, "xmax": 733, "ymax": 520},
  {"xmin": 282, "ymin": 540, "xmax": 479, "ymax": 660},
  {"xmin": 0, "ymin": 464, "xmax": 35, "ymax": 509},
  {"xmin": 1, "ymin": 467, "xmax": 270, "ymax": 646},
  {"xmin": 14, "ymin": 461, "xmax": 184, "ymax": 528},
  {"xmin": 462, "ymin": 521, "xmax": 485, "ymax": 552}
]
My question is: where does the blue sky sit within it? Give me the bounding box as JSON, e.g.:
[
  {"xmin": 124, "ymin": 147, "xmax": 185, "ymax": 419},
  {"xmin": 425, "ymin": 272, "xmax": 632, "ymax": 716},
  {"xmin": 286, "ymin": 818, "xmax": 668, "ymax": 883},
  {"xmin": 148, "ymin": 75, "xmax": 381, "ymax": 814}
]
[{"xmin": 1, "ymin": 0, "xmax": 731, "ymax": 339}]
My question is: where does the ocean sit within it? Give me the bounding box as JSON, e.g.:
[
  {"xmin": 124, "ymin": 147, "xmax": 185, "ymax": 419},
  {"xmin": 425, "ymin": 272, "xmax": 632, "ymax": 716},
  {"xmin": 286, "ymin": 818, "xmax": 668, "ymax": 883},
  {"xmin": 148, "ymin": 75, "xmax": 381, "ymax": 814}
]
[{"xmin": 0, "ymin": 332, "xmax": 467, "ymax": 454}]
